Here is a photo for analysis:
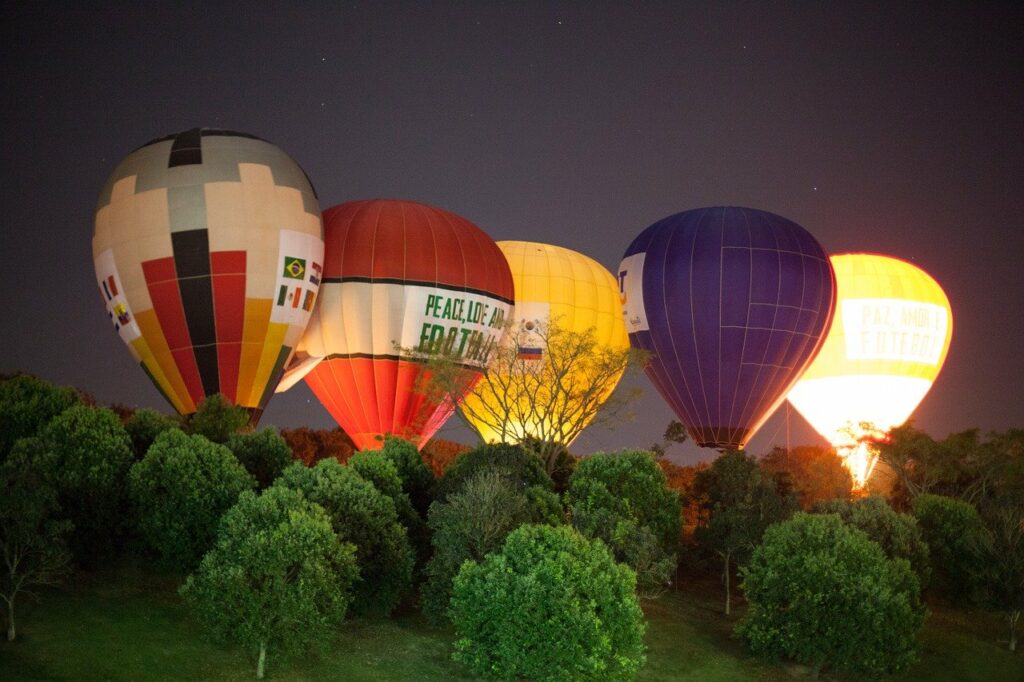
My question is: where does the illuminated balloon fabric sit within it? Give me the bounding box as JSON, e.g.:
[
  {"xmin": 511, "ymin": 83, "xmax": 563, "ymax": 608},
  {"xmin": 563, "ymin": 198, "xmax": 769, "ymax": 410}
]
[
  {"xmin": 93, "ymin": 129, "xmax": 324, "ymax": 420},
  {"xmin": 618, "ymin": 207, "xmax": 836, "ymax": 449},
  {"xmin": 786, "ymin": 254, "xmax": 953, "ymax": 482},
  {"xmin": 460, "ymin": 241, "xmax": 631, "ymax": 445},
  {"xmin": 297, "ymin": 200, "xmax": 515, "ymax": 451}
]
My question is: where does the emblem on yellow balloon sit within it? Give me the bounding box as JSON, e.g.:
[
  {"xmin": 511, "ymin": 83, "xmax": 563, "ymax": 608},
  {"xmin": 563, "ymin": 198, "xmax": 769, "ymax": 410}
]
[{"xmin": 787, "ymin": 253, "xmax": 953, "ymax": 487}]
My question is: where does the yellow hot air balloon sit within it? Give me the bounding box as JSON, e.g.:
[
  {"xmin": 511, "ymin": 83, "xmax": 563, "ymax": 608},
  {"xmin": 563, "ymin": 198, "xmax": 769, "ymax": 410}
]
[
  {"xmin": 459, "ymin": 241, "xmax": 630, "ymax": 446},
  {"xmin": 787, "ymin": 253, "xmax": 953, "ymax": 486}
]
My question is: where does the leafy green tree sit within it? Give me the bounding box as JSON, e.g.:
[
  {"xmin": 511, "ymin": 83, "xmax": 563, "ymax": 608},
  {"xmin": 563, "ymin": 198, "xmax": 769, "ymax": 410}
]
[
  {"xmin": 649, "ymin": 420, "xmax": 689, "ymax": 458},
  {"xmin": 37, "ymin": 405, "xmax": 133, "ymax": 560},
  {"xmin": 180, "ymin": 487, "xmax": 358, "ymax": 679},
  {"xmin": 274, "ymin": 460, "xmax": 413, "ymax": 615},
  {"xmin": 814, "ymin": 496, "xmax": 930, "ymax": 587},
  {"xmin": 226, "ymin": 428, "xmax": 292, "ymax": 489},
  {"xmin": 377, "ymin": 436, "xmax": 437, "ymax": 517},
  {"xmin": 567, "ymin": 450, "xmax": 680, "ymax": 598},
  {"xmin": 422, "ymin": 471, "xmax": 559, "ymax": 623},
  {"xmin": 124, "ymin": 408, "xmax": 180, "ymax": 458},
  {"xmin": 0, "ymin": 448, "xmax": 72, "ymax": 641},
  {"xmin": 692, "ymin": 450, "xmax": 796, "ymax": 613},
  {"xmin": 129, "ymin": 430, "xmax": 255, "ymax": 568},
  {"xmin": 738, "ymin": 513, "xmax": 925, "ymax": 679},
  {"xmin": 435, "ymin": 442, "xmax": 552, "ymax": 502},
  {"xmin": 450, "ymin": 524, "xmax": 646, "ymax": 681},
  {"xmin": 184, "ymin": 394, "xmax": 250, "ymax": 443},
  {"xmin": 911, "ymin": 493, "xmax": 988, "ymax": 603},
  {"xmin": 349, "ymin": 449, "xmax": 431, "ymax": 578},
  {"xmin": 975, "ymin": 502, "xmax": 1024, "ymax": 651},
  {"xmin": 0, "ymin": 374, "xmax": 80, "ymax": 462}
]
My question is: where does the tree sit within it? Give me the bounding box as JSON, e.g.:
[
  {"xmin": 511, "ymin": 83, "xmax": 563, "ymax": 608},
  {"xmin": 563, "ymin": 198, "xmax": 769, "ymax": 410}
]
[
  {"xmin": 450, "ymin": 524, "xmax": 646, "ymax": 681},
  {"xmin": 693, "ymin": 451, "xmax": 796, "ymax": 614},
  {"xmin": 738, "ymin": 513, "xmax": 925, "ymax": 679},
  {"xmin": 435, "ymin": 442, "xmax": 552, "ymax": 502},
  {"xmin": 226, "ymin": 428, "xmax": 292, "ymax": 489},
  {"xmin": 180, "ymin": 487, "xmax": 358, "ymax": 679},
  {"xmin": 976, "ymin": 502, "xmax": 1024, "ymax": 651},
  {"xmin": 649, "ymin": 420, "xmax": 689, "ymax": 458},
  {"xmin": 759, "ymin": 445, "xmax": 852, "ymax": 509},
  {"xmin": 37, "ymin": 404, "xmax": 134, "ymax": 560},
  {"xmin": 0, "ymin": 448, "xmax": 72, "ymax": 641},
  {"xmin": 419, "ymin": 321, "xmax": 644, "ymax": 475},
  {"xmin": 567, "ymin": 450, "xmax": 680, "ymax": 598},
  {"xmin": 420, "ymin": 437, "xmax": 471, "ymax": 476},
  {"xmin": 0, "ymin": 374, "xmax": 80, "ymax": 462},
  {"xmin": 129, "ymin": 430, "xmax": 255, "ymax": 568},
  {"xmin": 376, "ymin": 436, "xmax": 437, "ymax": 518},
  {"xmin": 184, "ymin": 394, "xmax": 250, "ymax": 443},
  {"xmin": 124, "ymin": 408, "xmax": 180, "ymax": 459},
  {"xmin": 348, "ymin": 449, "xmax": 431, "ymax": 577},
  {"xmin": 911, "ymin": 493, "xmax": 988, "ymax": 603},
  {"xmin": 273, "ymin": 460, "xmax": 413, "ymax": 615},
  {"xmin": 422, "ymin": 470, "xmax": 559, "ymax": 623},
  {"xmin": 814, "ymin": 496, "xmax": 931, "ymax": 587}
]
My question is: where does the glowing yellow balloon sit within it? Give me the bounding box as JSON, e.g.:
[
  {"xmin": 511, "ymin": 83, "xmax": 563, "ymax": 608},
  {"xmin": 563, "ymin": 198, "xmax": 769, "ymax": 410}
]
[
  {"xmin": 787, "ymin": 253, "xmax": 953, "ymax": 486},
  {"xmin": 460, "ymin": 241, "xmax": 630, "ymax": 445}
]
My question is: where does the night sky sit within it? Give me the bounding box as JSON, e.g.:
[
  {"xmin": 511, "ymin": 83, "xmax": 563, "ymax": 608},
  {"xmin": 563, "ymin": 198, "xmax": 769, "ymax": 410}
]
[{"xmin": 2, "ymin": 3, "xmax": 1021, "ymax": 464}]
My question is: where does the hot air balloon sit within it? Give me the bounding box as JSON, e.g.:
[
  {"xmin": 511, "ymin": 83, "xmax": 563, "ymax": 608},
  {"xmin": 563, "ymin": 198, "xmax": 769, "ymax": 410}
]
[
  {"xmin": 786, "ymin": 253, "xmax": 953, "ymax": 486},
  {"xmin": 619, "ymin": 207, "xmax": 836, "ymax": 449},
  {"xmin": 282, "ymin": 199, "xmax": 515, "ymax": 450},
  {"xmin": 459, "ymin": 241, "xmax": 631, "ymax": 445},
  {"xmin": 93, "ymin": 129, "xmax": 324, "ymax": 422}
]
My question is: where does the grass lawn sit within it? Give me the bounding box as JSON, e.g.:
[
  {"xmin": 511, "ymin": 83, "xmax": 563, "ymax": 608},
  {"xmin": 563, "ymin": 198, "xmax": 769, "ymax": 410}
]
[{"xmin": 1, "ymin": 563, "xmax": 1020, "ymax": 681}]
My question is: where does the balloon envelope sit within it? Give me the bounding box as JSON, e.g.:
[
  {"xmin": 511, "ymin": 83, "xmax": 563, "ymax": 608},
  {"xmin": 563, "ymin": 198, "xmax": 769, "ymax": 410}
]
[
  {"xmin": 787, "ymin": 253, "xmax": 953, "ymax": 484},
  {"xmin": 294, "ymin": 200, "xmax": 514, "ymax": 450},
  {"xmin": 460, "ymin": 241, "xmax": 630, "ymax": 445},
  {"xmin": 93, "ymin": 129, "xmax": 324, "ymax": 421},
  {"xmin": 619, "ymin": 207, "xmax": 836, "ymax": 449}
]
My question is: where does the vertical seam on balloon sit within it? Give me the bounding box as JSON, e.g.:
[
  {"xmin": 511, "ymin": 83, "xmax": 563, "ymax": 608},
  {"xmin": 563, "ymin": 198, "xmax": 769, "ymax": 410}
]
[
  {"xmin": 351, "ymin": 201, "xmax": 376, "ymax": 441},
  {"xmin": 717, "ymin": 209, "xmax": 725, "ymax": 446},
  {"xmin": 327, "ymin": 205, "xmax": 362, "ymax": 444},
  {"xmin": 726, "ymin": 208, "xmax": 754, "ymax": 445},
  {"xmin": 689, "ymin": 210, "xmax": 713, "ymax": 444}
]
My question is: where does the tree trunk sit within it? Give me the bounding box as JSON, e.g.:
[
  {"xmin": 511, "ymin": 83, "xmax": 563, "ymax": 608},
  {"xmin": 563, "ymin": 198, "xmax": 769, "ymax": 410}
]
[
  {"xmin": 256, "ymin": 642, "xmax": 266, "ymax": 679},
  {"xmin": 724, "ymin": 551, "xmax": 731, "ymax": 616},
  {"xmin": 6, "ymin": 598, "xmax": 14, "ymax": 642},
  {"xmin": 1009, "ymin": 610, "xmax": 1020, "ymax": 652}
]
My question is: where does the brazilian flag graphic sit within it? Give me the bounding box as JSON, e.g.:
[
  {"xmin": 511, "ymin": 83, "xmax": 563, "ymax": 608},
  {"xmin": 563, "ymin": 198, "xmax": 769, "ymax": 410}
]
[{"xmin": 283, "ymin": 257, "xmax": 306, "ymax": 279}]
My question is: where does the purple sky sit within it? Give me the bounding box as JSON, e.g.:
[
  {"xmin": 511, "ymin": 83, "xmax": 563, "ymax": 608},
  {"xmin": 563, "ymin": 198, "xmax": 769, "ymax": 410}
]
[{"xmin": 2, "ymin": 3, "xmax": 1021, "ymax": 464}]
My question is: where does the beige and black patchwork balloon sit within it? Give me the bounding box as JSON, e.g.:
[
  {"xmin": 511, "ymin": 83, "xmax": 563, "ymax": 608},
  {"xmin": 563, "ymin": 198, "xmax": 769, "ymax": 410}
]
[{"xmin": 93, "ymin": 129, "xmax": 324, "ymax": 421}]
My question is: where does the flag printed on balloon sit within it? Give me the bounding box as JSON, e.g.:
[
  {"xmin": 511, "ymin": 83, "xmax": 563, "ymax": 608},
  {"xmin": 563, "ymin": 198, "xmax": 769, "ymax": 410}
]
[
  {"xmin": 93, "ymin": 129, "xmax": 324, "ymax": 421},
  {"xmin": 619, "ymin": 207, "xmax": 836, "ymax": 449},
  {"xmin": 459, "ymin": 241, "xmax": 630, "ymax": 446},
  {"xmin": 283, "ymin": 200, "xmax": 515, "ymax": 450},
  {"xmin": 786, "ymin": 253, "xmax": 953, "ymax": 486}
]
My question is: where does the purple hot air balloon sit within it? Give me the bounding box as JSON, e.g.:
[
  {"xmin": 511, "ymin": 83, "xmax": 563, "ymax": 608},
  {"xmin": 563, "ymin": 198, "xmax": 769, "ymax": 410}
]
[{"xmin": 618, "ymin": 207, "xmax": 836, "ymax": 449}]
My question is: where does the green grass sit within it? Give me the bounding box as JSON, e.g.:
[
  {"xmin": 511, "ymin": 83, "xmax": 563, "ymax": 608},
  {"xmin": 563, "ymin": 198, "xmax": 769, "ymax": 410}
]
[{"xmin": 1, "ymin": 564, "xmax": 1020, "ymax": 681}]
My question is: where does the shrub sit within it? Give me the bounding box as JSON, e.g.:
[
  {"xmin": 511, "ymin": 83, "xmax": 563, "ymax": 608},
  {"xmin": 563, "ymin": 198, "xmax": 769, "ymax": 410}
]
[
  {"xmin": 814, "ymin": 496, "xmax": 930, "ymax": 587},
  {"xmin": 567, "ymin": 450, "xmax": 680, "ymax": 597},
  {"xmin": 435, "ymin": 443, "xmax": 552, "ymax": 502},
  {"xmin": 180, "ymin": 487, "xmax": 358, "ymax": 679},
  {"xmin": 422, "ymin": 471, "xmax": 559, "ymax": 623},
  {"xmin": 226, "ymin": 428, "xmax": 292, "ymax": 489},
  {"xmin": 129, "ymin": 430, "xmax": 255, "ymax": 568},
  {"xmin": 124, "ymin": 408, "xmax": 180, "ymax": 459},
  {"xmin": 0, "ymin": 374, "xmax": 80, "ymax": 462},
  {"xmin": 911, "ymin": 493, "xmax": 988, "ymax": 603},
  {"xmin": 349, "ymin": 449, "xmax": 431, "ymax": 576},
  {"xmin": 377, "ymin": 437, "xmax": 436, "ymax": 517},
  {"xmin": 759, "ymin": 445, "xmax": 852, "ymax": 509},
  {"xmin": 37, "ymin": 405, "xmax": 133, "ymax": 560},
  {"xmin": 184, "ymin": 394, "xmax": 249, "ymax": 443},
  {"xmin": 738, "ymin": 513, "xmax": 925, "ymax": 678},
  {"xmin": 273, "ymin": 460, "xmax": 413, "ymax": 615},
  {"xmin": 450, "ymin": 524, "xmax": 646, "ymax": 681}
]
